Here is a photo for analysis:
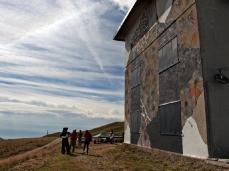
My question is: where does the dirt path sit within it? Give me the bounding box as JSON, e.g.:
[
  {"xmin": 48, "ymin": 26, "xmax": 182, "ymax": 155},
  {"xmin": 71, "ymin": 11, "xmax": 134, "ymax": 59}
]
[{"xmin": 19, "ymin": 138, "xmax": 61, "ymax": 157}]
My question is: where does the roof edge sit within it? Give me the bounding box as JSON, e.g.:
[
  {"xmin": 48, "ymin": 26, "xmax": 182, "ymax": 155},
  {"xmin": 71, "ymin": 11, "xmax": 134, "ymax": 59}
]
[{"xmin": 113, "ymin": 0, "xmax": 138, "ymax": 41}]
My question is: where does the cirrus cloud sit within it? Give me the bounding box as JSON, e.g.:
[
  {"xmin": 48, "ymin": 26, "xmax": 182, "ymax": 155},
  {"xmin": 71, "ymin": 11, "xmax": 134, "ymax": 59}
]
[{"xmin": 0, "ymin": 0, "xmax": 134, "ymax": 138}]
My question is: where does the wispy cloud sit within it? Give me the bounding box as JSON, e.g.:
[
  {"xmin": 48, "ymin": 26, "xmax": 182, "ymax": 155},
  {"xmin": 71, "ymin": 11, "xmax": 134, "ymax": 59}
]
[
  {"xmin": 108, "ymin": 0, "xmax": 135, "ymax": 11},
  {"xmin": 0, "ymin": 0, "xmax": 134, "ymax": 137}
]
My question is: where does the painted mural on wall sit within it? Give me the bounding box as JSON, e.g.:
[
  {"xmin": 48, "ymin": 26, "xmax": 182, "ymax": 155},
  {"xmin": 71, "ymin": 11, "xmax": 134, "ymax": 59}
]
[{"xmin": 125, "ymin": 0, "xmax": 208, "ymax": 158}]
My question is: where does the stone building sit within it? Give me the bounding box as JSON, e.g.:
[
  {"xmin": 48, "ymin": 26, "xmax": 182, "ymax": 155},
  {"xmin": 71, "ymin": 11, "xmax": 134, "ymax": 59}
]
[{"xmin": 114, "ymin": 0, "xmax": 229, "ymax": 159}]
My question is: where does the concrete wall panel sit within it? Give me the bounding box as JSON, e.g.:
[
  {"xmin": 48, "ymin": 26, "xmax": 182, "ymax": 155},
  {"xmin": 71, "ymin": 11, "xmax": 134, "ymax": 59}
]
[
  {"xmin": 196, "ymin": 0, "xmax": 229, "ymax": 158},
  {"xmin": 207, "ymin": 82, "xmax": 229, "ymax": 158}
]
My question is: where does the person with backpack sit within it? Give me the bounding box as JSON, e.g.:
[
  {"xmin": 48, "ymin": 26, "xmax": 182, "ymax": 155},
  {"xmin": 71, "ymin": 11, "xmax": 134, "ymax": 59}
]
[
  {"xmin": 60, "ymin": 127, "xmax": 70, "ymax": 154},
  {"xmin": 82, "ymin": 130, "xmax": 92, "ymax": 155}
]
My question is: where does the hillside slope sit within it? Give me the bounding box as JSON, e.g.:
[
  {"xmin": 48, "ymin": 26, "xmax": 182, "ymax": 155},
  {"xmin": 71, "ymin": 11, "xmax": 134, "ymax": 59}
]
[
  {"xmin": 90, "ymin": 121, "xmax": 124, "ymax": 136},
  {"xmin": 45, "ymin": 121, "xmax": 124, "ymax": 137}
]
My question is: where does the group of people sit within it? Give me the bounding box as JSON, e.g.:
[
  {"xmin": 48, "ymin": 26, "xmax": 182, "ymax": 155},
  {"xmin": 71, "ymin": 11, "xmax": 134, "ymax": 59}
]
[{"xmin": 60, "ymin": 127, "xmax": 92, "ymax": 155}]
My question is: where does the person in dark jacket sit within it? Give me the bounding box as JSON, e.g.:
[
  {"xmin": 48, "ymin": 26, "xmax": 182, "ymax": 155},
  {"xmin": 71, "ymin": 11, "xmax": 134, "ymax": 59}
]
[
  {"xmin": 78, "ymin": 130, "xmax": 83, "ymax": 148},
  {"xmin": 60, "ymin": 127, "xmax": 70, "ymax": 154},
  {"xmin": 82, "ymin": 130, "xmax": 92, "ymax": 155},
  {"xmin": 70, "ymin": 129, "xmax": 77, "ymax": 153}
]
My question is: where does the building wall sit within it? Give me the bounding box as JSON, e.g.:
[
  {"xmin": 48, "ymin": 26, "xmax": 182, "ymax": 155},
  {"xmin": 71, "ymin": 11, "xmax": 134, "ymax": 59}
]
[
  {"xmin": 124, "ymin": 0, "xmax": 209, "ymax": 158},
  {"xmin": 125, "ymin": 14, "xmax": 141, "ymax": 67},
  {"xmin": 124, "ymin": 0, "xmax": 157, "ymax": 145},
  {"xmin": 196, "ymin": 0, "xmax": 229, "ymax": 158}
]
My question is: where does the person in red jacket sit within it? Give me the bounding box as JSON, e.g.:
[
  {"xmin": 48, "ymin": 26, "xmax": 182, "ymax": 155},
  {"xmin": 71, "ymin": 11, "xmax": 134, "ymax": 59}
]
[
  {"xmin": 83, "ymin": 130, "xmax": 92, "ymax": 155},
  {"xmin": 70, "ymin": 129, "xmax": 77, "ymax": 153}
]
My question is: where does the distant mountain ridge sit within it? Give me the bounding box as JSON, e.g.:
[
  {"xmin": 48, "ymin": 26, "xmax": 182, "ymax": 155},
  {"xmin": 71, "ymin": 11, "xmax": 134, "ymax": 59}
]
[
  {"xmin": 44, "ymin": 121, "xmax": 124, "ymax": 138},
  {"xmin": 0, "ymin": 137, "xmax": 3, "ymax": 140}
]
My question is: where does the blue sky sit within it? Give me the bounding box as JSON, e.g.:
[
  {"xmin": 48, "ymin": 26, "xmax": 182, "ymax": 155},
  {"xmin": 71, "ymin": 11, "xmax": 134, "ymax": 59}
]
[{"xmin": 0, "ymin": 0, "xmax": 134, "ymax": 139}]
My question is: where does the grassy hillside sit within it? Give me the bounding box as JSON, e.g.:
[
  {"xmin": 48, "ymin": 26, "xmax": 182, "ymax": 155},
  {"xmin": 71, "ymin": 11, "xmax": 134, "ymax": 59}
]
[
  {"xmin": 0, "ymin": 137, "xmax": 57, "ymax": 159},
  {"xmin": 45, "ymin": 121, "xmax": 124, "ymax": 137},
  {"xmin": 90, "ymin": 121, "xmax": 124, "ymax": 136}
]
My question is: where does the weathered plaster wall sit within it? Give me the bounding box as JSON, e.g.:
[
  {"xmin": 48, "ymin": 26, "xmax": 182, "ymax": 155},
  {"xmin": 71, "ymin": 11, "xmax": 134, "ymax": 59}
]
[
  {"xmin": 192, "ymin": 92, "xmax": 207, "ymax": 144},
  {"xmin": 182, "ymin": 116, "xmax": 208, "ymax": 158},
  {"xmin": 125, "ymin": 1, "xmax": 158, "ymax": 144},
  {"xmin": 196, "ymin": 0, "xmax": 229, "ymax": 158},
  {"xmin": 156, "ymin": 0, "xmax": 173, "ymax": 23},
  {"xmin": 124, "ymin": 119, "xmax": 131, "ymax": 143},
  {"xmin": 125, "ymin": 0, "xmax": 157, "ymax": 68},
  {"xmin": 182, "ymin": 92, "xmax": 208, "ymax": 158},
  {"xmin": 124, "ymin": 0, "xmax": 208, "ymax": 158},
  {"xmin": 125, "ymin": 15, "xmax": 141, "ymax": 67}
]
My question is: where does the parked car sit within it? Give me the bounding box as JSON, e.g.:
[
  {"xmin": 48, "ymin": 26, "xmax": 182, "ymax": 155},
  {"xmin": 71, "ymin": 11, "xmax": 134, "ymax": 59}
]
[{"xmin": 77, "ymin": 137, "xmax": 85, "ymax": 142}]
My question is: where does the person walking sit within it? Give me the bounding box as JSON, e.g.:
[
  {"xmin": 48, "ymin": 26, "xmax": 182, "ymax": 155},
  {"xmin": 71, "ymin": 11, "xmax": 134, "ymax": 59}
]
[
  {"xmin": 60, "ymin": 127, "xmax": 70, "ymax": 154},
  {"xmin": 82, "ymin": 130, "xmax": 92, "ymax": 155},
  {"xmin": 70, "ymin": 129, "xmax": 77, "ymax": 153},
  {"xmin": 78, "ymin": 130, "xmax": 83, "ymax": 148}
]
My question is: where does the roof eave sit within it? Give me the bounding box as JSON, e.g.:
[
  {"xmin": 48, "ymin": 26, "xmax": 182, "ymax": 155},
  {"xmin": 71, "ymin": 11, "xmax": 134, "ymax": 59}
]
[{"xmin": 113, "ymin": 0, "xmax": 149, "ymax": 41}]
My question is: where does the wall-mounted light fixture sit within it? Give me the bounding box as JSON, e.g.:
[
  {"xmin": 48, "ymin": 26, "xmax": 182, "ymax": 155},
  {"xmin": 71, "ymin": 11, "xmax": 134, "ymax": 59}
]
[{"xmin": 214, "ymin": 67, "xmax": 228, "ymax": 84}]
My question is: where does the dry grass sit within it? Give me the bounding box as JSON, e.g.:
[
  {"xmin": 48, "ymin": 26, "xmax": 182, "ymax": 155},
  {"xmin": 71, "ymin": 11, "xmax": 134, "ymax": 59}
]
[
  {"xmin": 0, "ymin": 137, "xmax": 56, "ymax": 159},
  {"xmin": 0, "ymin": 143, "xmax": 61, "ymax": 171},
  {"xmin": 6, "ymin": 142, "xmax": 228, "ymax": 171},
  {"xmin": 0, "ymin": 137, "xmax": 58, "ymax": 171},
  {"xmin": 0, "ymin": 122, "xmax": 124, "ymax": 170},
  {"xmin": 2, "ymin": 122, "xmax": 226, "ymax": 171}
]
